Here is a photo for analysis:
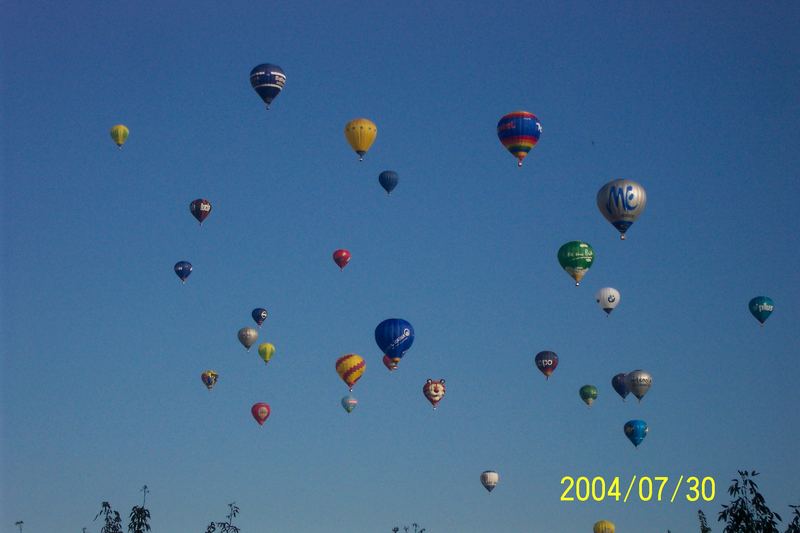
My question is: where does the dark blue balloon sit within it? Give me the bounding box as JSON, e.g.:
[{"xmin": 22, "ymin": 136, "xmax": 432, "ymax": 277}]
[
  {"xmin": 378, "ymin": 171, "xmax": 399, "ymax": 194},
  {"xmin": 375, "ymin": 318, "xmax": 414, "ymax": 360},
  {"xmin": 252, "ymin": 308, "xmax": 268, "ymax": 327},
  {"xmin": 174, "ymin": 261, "xmax": 192, "ymax": 283},
  {"xmin": 612, "ymin": 373, "xmax": 629, "ymax": 401},
  {"xmin": 250, "ymin": 64, "xmax": 286, "ymax": 109},
  {"xmin": 624, "ymin": 419, "xmax": 648, "ymax": 447}
]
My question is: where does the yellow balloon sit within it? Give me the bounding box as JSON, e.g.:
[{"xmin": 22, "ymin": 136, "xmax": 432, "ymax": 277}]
[
  {"xmin": 110, "ymin": 124, "xmax": 129, "ymax": 148},
  {"xmin": 258, "ymin": 342, "xmax": 275, "ymax": 364},
  {"xmin": 335, "ymin": 354, "xmax": 365, "ymax": 390},
  {"xmin": 593, "ymin": 520, "xmax": 615, "ymax": 533},
  {"xmin": 344, "ymin": 118, "xmax": 377, "ymax": 161}
]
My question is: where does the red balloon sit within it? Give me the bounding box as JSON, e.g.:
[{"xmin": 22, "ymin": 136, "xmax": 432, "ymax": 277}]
[
  {"xmin": 423, "ymin": 379, "xmax": 446, "ymax": 409},
  {"xmin": 382, "ymin": 354, "xmax": 398, "ymax": 372},
  {"xmin": 332, "ymin": 249, "xmax": 351, "ymax": 270},
  {"xmin": 190, "ymin": 198, "xmax": 212, "ymax": 224},
  {"xmin": 251, "ymin": 402, "xmax": 271, "ymax": 425}
]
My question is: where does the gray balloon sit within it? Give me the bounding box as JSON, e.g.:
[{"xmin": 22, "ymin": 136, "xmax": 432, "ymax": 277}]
[
  {"xmin": 625, "ymin": 370, "xmax": 652, "ymax": 401},
  {"xmin": 238, "ymin": 327, "xmax": 259, "ymax": 351}
]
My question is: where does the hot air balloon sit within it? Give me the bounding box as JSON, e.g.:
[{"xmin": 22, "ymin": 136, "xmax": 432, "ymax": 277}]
[
  {"xmin": 251, "ymin": 402, "xmax": 271, "ymax": 425},
  {"xmin": 344, "ymin": 118, "xmax": 377, "ymax": 161},
  {"xmin": 332, "ymin": 249, "xmax": 351, "ymax": 270},
  {"xmin": 580, "ymin": 385, "xmax": 598, "ymax": 407},
  {"xmin": 481, "ymin": 471, "xmax": 499, "ymax": 492},
  {"xmin": 595, "ymin": 287, "xmax": 620, "ymax": 315},
  {"xmin": 612, "ymin": 373, "xmax": 629, "ymax": 401},
  {"xmin": 249, "ymin": 64, "xmax": 286, "ymax": 110},
  {"xmin": 557, "ymin": 241, "xmax": 595, "ymax": 286},
  {"xmin": 341, "ymin": 395, "xmax": 358, "ymax": 413},
  {"xmin": 497, "ymin": 111, "xmax": 542, "ymax": 166},
  {"xmin": 597, "ymin": 179, "xmax": 647, "ymax": 239},
  {"xmin": 625, "ymin": 370, "xmax": 652, "ymax": 402},
  {"xmin": 252, "ymin": 308, "xmax": 268, "ymax": 327},
  {"xmin": 174, "ymin": 261, "xmax": 192, "ymax": 283},
  {"xmin": 624, "ymin": 419, "xmax": 648, "ymax": 447},
  {"xmin": 258, "ymin": 342, "xmax": 275, "ymax": 364},
  {"xmin": 749, "ymin": 296, "xmax": 774, "ymax": 326},
  {"xmin": 423, "ymin": 379, "xmax": 446, "ymax": 409},
  {"xmin": 110, "ymin": 124, "xmax": 129, "ymax": 148},
  {"xmin": 593, "ymin": 520, "xmax": 615, "ymax": 533},
  {"xmin": 336, "ymin": 354, "xmax": 365, "ymax": 391},
  {"xmin": 375, "ymin": 318, "xmax": 414, "ymax": 362},
  {"xmin": 378, "ymin": 171, "xmax": 399, "ymax": 194},
  {"xmin": 534, "ymin": 351, "xmax": 558, "ymax": 380},
  {"xmin": 382, "ymin": 354, "xmax": 398, "ymax": 372},
  {"xmin": 189, "ymin": 199, "xmax": 212, "ymax": 225},
  {"xmin": 201, "ymin": 370, "xmax": 218, "ymax": 390},
  {"xmin": 238, "ymin": 327, "xmax": 258, "ymax": 351}
]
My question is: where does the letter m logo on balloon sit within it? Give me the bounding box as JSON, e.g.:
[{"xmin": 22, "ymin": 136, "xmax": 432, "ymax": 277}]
[{"xmin": 606, "ymin": 185, "xmax": 637, "ymax": 213}]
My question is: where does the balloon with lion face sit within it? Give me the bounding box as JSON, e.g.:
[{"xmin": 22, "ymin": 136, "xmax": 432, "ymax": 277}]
[{"xmin": 423, "ymin": 379, "xmax": 446, "ymax": 409}]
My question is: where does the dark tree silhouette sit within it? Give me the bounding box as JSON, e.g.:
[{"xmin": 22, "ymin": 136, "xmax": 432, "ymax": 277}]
[
  {"xmin": 718, "ymin": 471, "xmax": 782, "ymax": 533},
  {"xmin": 393, "ymin": 523, "xmax": 426, "ymax": 533},
  {"xmin": 205, "ymin": 502, "xmax": 240, "ymax": 533},
  {"xmin": 95, "ymin": 502, "xmax": 123, "ymax": 533},
  {"xmin": 699, "ymin": 510, "xmax": 712, "ymax": 533}
]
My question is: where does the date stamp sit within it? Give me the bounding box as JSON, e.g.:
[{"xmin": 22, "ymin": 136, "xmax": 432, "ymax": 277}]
[{"xmin": 560, "ymin": 475, "xmax": 715, "ymax": 503}]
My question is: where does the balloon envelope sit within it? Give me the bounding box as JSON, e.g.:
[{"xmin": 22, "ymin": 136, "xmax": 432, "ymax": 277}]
[
  {"xmin": 534, "ymin": 351, "xmax": 558, "ymax": 379},
  {"xmin": 497, "ymin": 111, "xmax": 542, "ymax": 166},
  {"xmin": 238, "ymin": 327, "xmax": 258, "ymax": 351},
  {"xmin": 332, "ymin": 249, "xmax": 351, "ymax": 270},
  {"xmin": 594, "ymin": 520, "xmax": 616, "ymax": 533},
  {"xmin": 189, "ymin": 199, "xmax": 212, "ymax": 224},
  {"xmin": 344, "ymin": 118, "xmax": 377, "ymax": 160},
  {"xmin": 423, "ymin": 379, "xmax": 446, "ymax": 409},
  {"xmin": 251, "ymin": 402, "xmax": 271, "ymax": 425},
  {"xmin": 480, "ymin": 470, "xmax": 499, "ymax": 492},
  {"xmin": 252, "ymin": 308, "xmax": 268, "ymax": 327},
  {"xmin": 201, "ymin": 370, "xmax": 218, "ymax": 390},
  {"xmin": 557, "ymin": 241, "xmax": 595, "ymax": 286},
  {"xmin": 378, "ymin": 170, "xmax": 399, "ymax": 194},
  {"xmin": 597, "ymin": 179, "xmax": 647, "ymax": 239},
  {"xmin": 110, "ymin": 124, "xmax": 129, "ymax": 148},
  {"xmin": 341, "ymin": 395, "xmax": 358, "ymax": 413},
  {"xmin": 375, "ymin": 318, "xmax": 415, "ymax": 360},
  {"xmin": 580, "ymin": 385, "xmax": 598, "ymax": 407},
  {"xmin": 612, "ymin": 373, "xmax": 629, "ymax": 401},
  {"xmin": 336, "ymin": 354, "xmax": 365, "ymax": 391},
  {"xmin": 249, "ymin": 64, "xmax": 286, "ymax": 109},
  {"xmin": 595, "ymin": 287, "xmax": 620, "ymax": 315},
  {"xmin": 624, "ymin": 419, "xmax": 648, "ymax": 447},
  {"xmin": 625, "ymin": 370, "xmax": 652, "ymax": 401},
  {"xmin": 174, "ymin": 261, "xmax": 192, "ymax": 283},
  {"xmin": 258, "ymin": 342, "xmax": 275, "ymax": 364},
  {"xmin": 749, "ymin": 296, "xmax": 774, "ymax": 325}
]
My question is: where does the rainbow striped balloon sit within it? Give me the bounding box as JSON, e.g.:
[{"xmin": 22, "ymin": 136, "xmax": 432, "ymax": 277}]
[
  {"xmin": 497, "ymin": 111, "xmax": 542, "ymax": 166},
  {"xmin": 335, "ymin": 354, "xmax": 365, "ymax": 391}
]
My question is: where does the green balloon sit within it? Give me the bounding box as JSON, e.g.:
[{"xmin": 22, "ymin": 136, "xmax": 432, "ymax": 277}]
[
  {"xmin": 557, "ymin": 241, "xmax": 595, "ymax": 286},
  {"xmin": 580, "ymin": 385, "xmax": 598, "ymax": 407}
]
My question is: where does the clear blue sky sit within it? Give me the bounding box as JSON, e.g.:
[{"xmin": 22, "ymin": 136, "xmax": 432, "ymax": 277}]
[{"xmin": 2, "ymin": 1, "xmax": 799, "ymax": 531}]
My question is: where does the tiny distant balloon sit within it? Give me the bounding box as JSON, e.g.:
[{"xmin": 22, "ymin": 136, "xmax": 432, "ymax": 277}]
[
  {"xmin": 238, "ymin": 327, "xmax": 258, "ymax": 351},
  {"xmin": 375, "ymin": 318, "xmax": 415, "ymax": 361},
  {"xmin": 336, "ymin": 354, "xmax": 365, "ymax": 391},
  {"xmin": 249, "ymin": 63, "xmax": 286, "ymax": 110},
  {"xmin": 749, "ymin": 296, "xmax": 774, "ymax": 326},
  {"xmin": 341, "ymin": 395, "xmax": 358, "ymax": 413},
  {"xmin": 258, "ymin": 342, "xmax": 275, "ymax": 364},
  {"xmin": 557, "ymin": 241, "xmax": 595, "ymax": 286},
  {"xmin": 174, "ymin": 261, "xmax": 192, "ymax": 283},
  {"xmin": 332, "ymin": 249, "xmax": 351, "ymax": 270},
  {"xmin": 579, "ymin": 385, "xmax": 598, "ymax": 407},
  {"xmin": 344, "ymin": 118, "xmax": 377, "ymax": 161},
  {"xmin": 497, "ymin": 111, "xmax": 542, "ymax": 166},
  {"xmin": 625, "ymin": 370, "xmax": 652, "ymax": 402},
  {"xmin": 481, "ymin": 470, "xmax": 499, "ymax": 492},
  {"xmin": 251, "ymin": 402, "xmax": 271, "ymax": 425},
  {"xmin": 423, "ymin": 379, "xmax": 446, "ymax": 409},
  {"xmin": 624, "ymin": 419, "xmax": 648, "ymax": 447},
  {"xmin": 382, "ymin": 354, "xmax": 398, "ymax": 372},
  {"xmin": 594, "ymin": 520, "xmax": 615, "ymax": 533},
  {"xmin": 201, "ymin": 370, "xmax": 218, "ymax": 390},
  {"xmin": 534, "ymin": 351, "xmax": 559, "ymax": 380},
  {"xmin": 595, "ymin": 287, "xmax": 620, "ymax": 315},
  {"xmin": 189, "ymin": 199, "xmax": 212, "ymax": 225},
  {"xmin": 378, "ymin": 171, "xmax": 399, "ymax": 194},
  {"xmin": 252, "ymin": 308, "xmax": 269, "ymax": 327},
  {"xmin": 597, "ymin": 179, "xmax": 647, "ymax": 240},
  {"xmin": 110, "ymin": 124, "xmax": 129, "ymax": 148},
  {"xmin": 611, "ymin": 373, "xmax": 629, "ymax": 401}
]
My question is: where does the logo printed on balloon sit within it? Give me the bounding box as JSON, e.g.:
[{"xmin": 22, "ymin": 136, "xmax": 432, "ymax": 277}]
[{"xmin": 251, "ymin": 402, "xmax": 271, "ymax": 425}]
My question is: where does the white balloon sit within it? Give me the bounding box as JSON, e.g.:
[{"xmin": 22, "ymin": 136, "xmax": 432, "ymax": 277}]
[
  {"xmin": 625, "ymin": 370, "xmax": 652, "ymax": 401},
  {"xmin": 237, "ymin": 327, "xmax": 258, "ymax": 351},
  {"xmin": 480, "ymin": 470, "xmax": 499, "ymax": 492},
  {"xmin": 597, "ymin": 179, "xmax": 647, "ymax": 240},
  {"xmin": 595, "ymin": 287, "xmax": 621, "ymax": 315}
]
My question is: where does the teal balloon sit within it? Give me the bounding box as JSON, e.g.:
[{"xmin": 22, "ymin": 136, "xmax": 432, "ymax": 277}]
[
  {"xmin": 748, "ymin": 296, "xmax": 774, "ymax": 325},
  {"xmin": 624, "ymin": 419, "xmax": 648, "ymax": 447},
  {"xmin": 341, "ymin": 395, "xmax": 358, "ymax": 413}
]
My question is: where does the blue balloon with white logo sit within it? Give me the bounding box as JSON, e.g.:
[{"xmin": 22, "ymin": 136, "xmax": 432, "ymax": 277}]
[
  {"xmin": 748, "ymin": 296, "xmax": 774, "ymax": 325},
  {"xmin": 174, "ymin": 261, "xmax": 192, "ymax": 283},
  {"xmin": 249, "ymin": 64, "xmax": 286, "ymax": 110},
  {"xmin": 378, "ymin": 171, "xmax": 399, "ymax": 194},
  {"xmin": 624, "ymin": 419, "xmax": 648, "ymax": 447},
  {"xmin": 375, "ymin": 318, "xmax": 414, "ymax": 361}
]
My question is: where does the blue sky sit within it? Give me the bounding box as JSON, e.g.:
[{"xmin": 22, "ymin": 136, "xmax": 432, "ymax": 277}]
[{"xmin": 2, "ymin": 1, "xmax": 799, "ymax": 531}]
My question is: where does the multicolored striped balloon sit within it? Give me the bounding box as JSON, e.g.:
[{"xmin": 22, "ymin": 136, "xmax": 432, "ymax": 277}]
[
  {"xmin": 335, "ymin": 354, "xmax": 365, "ymax": 391},
  {"xmin": 497, "ymin": 111, "xmax": 542, "ymax": 166}
]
